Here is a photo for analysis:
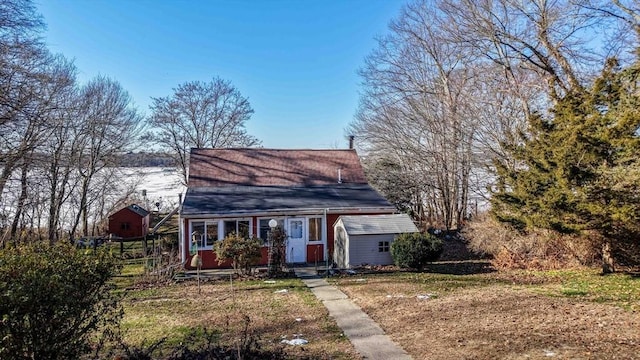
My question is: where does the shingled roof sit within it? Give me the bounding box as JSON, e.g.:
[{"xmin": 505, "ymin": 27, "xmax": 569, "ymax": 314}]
[
  {"xmin": 188, "ymin": 148, "xmax": 368, "ymax": 187},
  {"xmin": 181, "ymin": 184, "xmax": 394, "ymax": 216},
  {"xmin": 337, "ymin": 214, "xmax": 418, "ymax": 235},
  {"xmin": 126, "ymin": 204, "xmax": 149, "ymax": 217}
]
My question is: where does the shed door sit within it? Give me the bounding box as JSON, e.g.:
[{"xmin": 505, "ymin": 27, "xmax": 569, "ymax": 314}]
[
  {"xmin": 287, "ymin": 218, "xmax": 306, "ymax": 263},
  {"xmin": 334, "ymin": 227, "xmax": 347, "ymax": 268}
]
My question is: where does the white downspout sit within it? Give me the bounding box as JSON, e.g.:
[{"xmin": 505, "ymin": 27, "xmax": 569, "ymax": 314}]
[
  {"xmin": 323, "ymin": 208, "xmax": 329, "ymax": 267},
  {"xmin": 178, "ymin": 194, "xmax": 185, "ymax": 264}
]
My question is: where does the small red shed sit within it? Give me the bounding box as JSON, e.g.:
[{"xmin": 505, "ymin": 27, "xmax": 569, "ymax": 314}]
[{"xmin": 108, "ymin": 204, "xmax": 150, "ymax": 239}]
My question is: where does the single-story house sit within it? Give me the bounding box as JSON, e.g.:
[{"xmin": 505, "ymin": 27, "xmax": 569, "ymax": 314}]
[
  {"xmin": 108, "ymin": 204, "xmax": 150, "ymax": 239},
  {"xmin": 179, "ymin": 147, "xmax": 396, "ymax": 269},
  {"xmin": 333, "ymin": 214, "xmax": 419, "ymax": 268}
]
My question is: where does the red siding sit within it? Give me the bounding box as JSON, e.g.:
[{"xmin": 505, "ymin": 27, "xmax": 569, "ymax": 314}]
[
  {"xmin": 186, "ymin": 242, "xmax": 270, "ymax": 270},
  {"xmin": 306, "ymin": 244, "xmax": 324, "ymax": 263},
  {"xmin": 108, "ymin": 208, "xmax": 149, "ymax": 238},
  {"xmin": 182, "ymin": 211, "xmax": 394, "ymax": 270}
]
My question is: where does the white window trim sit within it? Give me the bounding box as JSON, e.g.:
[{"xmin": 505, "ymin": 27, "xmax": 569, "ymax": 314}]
[
  {"xmin": 257, "ymin": 217, "xmax": 285, "ymax": 245},
  {"xmin": 189, "ymin": 218, "xmax": 253, "ymax": 251},
  {"xmin": 307, "ymin": 216, "xmax": 323, "ymax": 243},
  {"xmin": 222, "ymin": 218, "xmax": 253, "ymax": 239}
]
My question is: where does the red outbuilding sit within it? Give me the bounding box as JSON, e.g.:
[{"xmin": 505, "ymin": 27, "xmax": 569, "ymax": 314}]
[{"xmin": 108, "ymin": 204, "xmax": 150, "ymax": 239}]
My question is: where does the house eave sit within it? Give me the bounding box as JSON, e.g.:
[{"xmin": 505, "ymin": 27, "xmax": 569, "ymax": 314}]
[{"xmin": 179, "ymin": 206, "xmax": 396, "ymax": 219}]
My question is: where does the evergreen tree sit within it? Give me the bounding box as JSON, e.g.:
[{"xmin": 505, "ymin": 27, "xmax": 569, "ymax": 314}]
[{"xmin": 491, "ymin": 57, "xmax": 640, "ymax": 273}]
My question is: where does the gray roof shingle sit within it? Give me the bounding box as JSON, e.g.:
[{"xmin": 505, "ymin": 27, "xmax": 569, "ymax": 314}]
[
  {"xmin": 126, "ymin": 204, "xmax": 149, "ymax": 217},
  {"xmin": 181, "ymin": 184, "xmax": 394, "ymax": 216}
]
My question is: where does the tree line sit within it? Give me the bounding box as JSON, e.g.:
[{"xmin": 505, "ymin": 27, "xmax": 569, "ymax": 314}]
[
  {"xmin": 351, "ymin": 0, "xmax": 640, "ymax": 271},
  {"xmin": 0, "ymin": 0, "xmax": 258, "ymax": 245}
]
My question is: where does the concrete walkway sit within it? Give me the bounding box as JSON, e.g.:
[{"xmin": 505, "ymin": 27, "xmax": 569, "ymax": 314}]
[{"xmin": 295, "ymin": 268, "xmax": 412, "ymax": 360}]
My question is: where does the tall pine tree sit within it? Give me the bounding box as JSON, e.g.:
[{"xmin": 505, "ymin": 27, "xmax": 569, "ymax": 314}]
[{"xmin": 492, "ymin": 57, "xmax": 640, "ymax": 273}]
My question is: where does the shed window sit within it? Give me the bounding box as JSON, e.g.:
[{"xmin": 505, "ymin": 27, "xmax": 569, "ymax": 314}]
[
  {"xmin": 378, "ymin": 241, "xmax": 390, "ymax": 253},
  {"xmin": 308, "ymin": 218, "xmax": 322, "ymax": 241},
  {"xmin": 120, "ymin": 222, "xmax": 130, "ymax": 230}
]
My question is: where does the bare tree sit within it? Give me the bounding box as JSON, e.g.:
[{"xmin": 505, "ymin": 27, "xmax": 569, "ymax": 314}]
[
  {"xmin": 41, "ymin": 67, "xmax": 82, "ymax": 242},
  {"xmin": 351, "ymin": 1, "xmax": 478, "ymax": 230},
  {"xmin": 69, "ymin": 76, "xmax": 143, "ymax": 237},
  {"xmin": 0, "ymin": 0, "xmax": 147, "ymax": 243},
  {"xmin": 0, "ymin": 45, "xmax": 77, "ymax": 243},
  {"xmin": 0, "ymin": 0, "xmax": 44, "ymax": 39},
  {"xmin": 0, "ymin": 0, "xmax": 47, "ymax": 202},
  {"xmin": 147, "ymin": 77, "xmax": 260, "ymax": 184},
  {"xmin": 352, "ymin": 0, "xmax": 640, "ymax": 230}
]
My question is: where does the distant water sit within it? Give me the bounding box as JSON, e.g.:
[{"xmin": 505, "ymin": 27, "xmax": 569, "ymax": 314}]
[{"xmin": 121, "ymin": 167, "xmax": 186, "ymax": 211}]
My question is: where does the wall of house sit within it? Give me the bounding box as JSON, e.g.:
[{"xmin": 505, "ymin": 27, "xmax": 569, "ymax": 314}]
[
  {"xmin": 182, "ymin": 211, "xmax": 396, "ymax": 270},
  {"xmin": 182, "ymin": 215, "xmax": 325, "ymax": 270},
  {"xmin": 306, "ymin": 244, "xmax": 324, "ymax": 264},
  {"xmin": 189, "ymin": 246, "xmax": 267, "ymax": 269},
  {"xmin": 326, "ymin": 214, "xmax": 340, "ymax": 263}
]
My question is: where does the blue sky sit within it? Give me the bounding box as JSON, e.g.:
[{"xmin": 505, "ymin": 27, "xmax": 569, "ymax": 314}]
[{"xmin": 36, "ymin": 0, "xmax": 405, "ymax": 149}]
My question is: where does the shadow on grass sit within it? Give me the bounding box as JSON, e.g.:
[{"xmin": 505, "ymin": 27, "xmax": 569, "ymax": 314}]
[
  {"xmin": 422, "ymin": 260, "xmax": 495, "ymax": 275},
  {"xmin": 624, "ymin": 271, "xmax": 640, "ymax": 279}
]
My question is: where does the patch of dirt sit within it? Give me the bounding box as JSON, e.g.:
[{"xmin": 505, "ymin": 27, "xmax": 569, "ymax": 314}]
[{"xmin": 341, "ymin": 284, "xmax": 640, "ymax": 359}]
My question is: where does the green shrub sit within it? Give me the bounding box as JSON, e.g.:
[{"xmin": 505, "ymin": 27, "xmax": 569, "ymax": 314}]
[
  {"xmin": 391, "ymin": 232, "xmax": 443, "ymax": 270},
  {"xmin": 0, "ymin": 242, "xmax": 122, "ymax": 360},
  {"xmin": 214, "ymin": 233, "xmax": 262, "ymax": 275}
]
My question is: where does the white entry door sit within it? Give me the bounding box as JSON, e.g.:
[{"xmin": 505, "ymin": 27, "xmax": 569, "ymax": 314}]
[{"xmin": 287, "ymin": 218, "xmax": 306, "ymax": 263}]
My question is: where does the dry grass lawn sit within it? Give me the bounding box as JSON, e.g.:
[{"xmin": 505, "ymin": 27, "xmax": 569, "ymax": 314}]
[
  {"xmin": 120, "ymin": 277, "xmax": 359, "ymax": 359},
  {"xmin": 334, "ymin": 264, "xmax": 640, "ymax": 360}
]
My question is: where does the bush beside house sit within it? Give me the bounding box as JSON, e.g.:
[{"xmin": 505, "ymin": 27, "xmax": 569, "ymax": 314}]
[{"xmin": 214, "ymin": 233, "xmax": 262, "ymax": 275}]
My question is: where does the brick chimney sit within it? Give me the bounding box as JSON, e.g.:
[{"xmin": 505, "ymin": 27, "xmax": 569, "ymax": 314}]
[{"xmin": 348, "ymin": 135, "xmax": 355, "ymax": 149}]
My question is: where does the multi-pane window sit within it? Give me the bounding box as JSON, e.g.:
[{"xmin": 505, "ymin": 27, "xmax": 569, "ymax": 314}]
[
  {"xmin": 120, "ymin": 222, "xmax": 130, "ymax": 230},
  {"xmin": 191, "ymin": 219, "xmax": 252, "ymax": 250},
  {"xmin": 190, "ymin": 221, "xmax": 220, "ymax": 250},
  {"xmin": 308, "ymin": 218, "xmax": 322, "ymax": 241},
  {"xmin": 223, "ymin": 219, "xmax": 250, "ymax": 239},
  {"xmin": 205, "ymin": 222, "xmax": 218, "ymax": 246},
  {"xmin": 258, "ymin": 218, "xmax": 284, "ymax": 244},
  {"xmin": 289, "ymin": 220, "xmax": 303, "ymax": 238},
  {"xmin": 378, "ymin": 241, "xmax": 390, "ymax": 253},
  {"xmin": 192, "ymin": 221, "xmax": 206, "ymax": 249}
]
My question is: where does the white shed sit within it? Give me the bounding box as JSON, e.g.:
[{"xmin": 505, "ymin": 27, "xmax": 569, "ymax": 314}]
[{"xmin": 333, "ymin": 214, "xmax": 419, "ymax": 268}]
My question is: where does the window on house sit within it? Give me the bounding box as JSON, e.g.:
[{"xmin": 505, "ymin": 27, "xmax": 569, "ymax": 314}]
[
  {"xmin": 205, "ymin": 222, "xmax": 218, "ymax": 247},
  {"xmin": 192, "ymin": 221, "xmax": 205, "ymax": 249},
  {"xmin": 308, "ymin": 218, "xmax": 322, "ymax": 241},
  {"xmin": 378, "ymin": 241, "xmax": 390, "ymax": 253},
  {"xmin": 120, "ymin": 222, "xmax": 130, "ymax": 230},
  {"xmin": 190, "ymin": 221, "xmax": 220, "ymax": 250},
  {"xmin": 258, "ymin": 218, "xmax": 284, "ymax": 244},
  {"xmin": 224, "ymin": 219, "xmax": 251, "ymax": 239}
]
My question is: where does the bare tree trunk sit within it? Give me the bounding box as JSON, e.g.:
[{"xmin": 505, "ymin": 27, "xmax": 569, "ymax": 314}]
[{"xmin": 9, "ymin": 163, "xmax": 29, "ymax": 243}]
